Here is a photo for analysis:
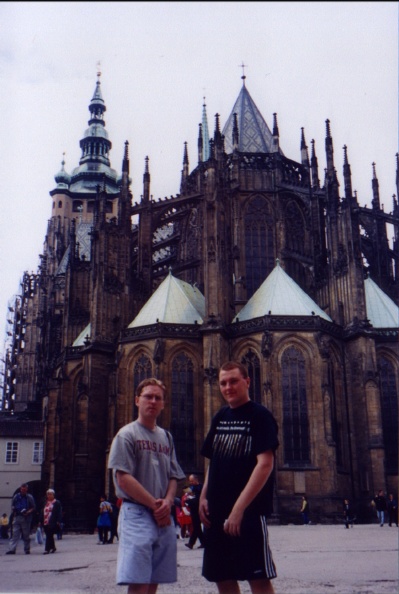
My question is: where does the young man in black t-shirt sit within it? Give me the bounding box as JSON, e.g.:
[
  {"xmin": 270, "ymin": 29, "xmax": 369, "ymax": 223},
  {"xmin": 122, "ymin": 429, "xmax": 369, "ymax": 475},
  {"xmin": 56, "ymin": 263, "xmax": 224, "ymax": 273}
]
[{"xmin": 199, "ymin": 361, "xmax": 279, "ymax": 594}]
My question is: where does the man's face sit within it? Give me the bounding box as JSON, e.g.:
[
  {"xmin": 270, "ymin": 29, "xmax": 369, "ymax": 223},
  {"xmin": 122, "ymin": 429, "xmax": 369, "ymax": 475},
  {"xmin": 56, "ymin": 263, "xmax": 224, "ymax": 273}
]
[
  {"xmin": 20, "ymin": 486, "xmax": 28, "ymax": 495},
  {"xmin": 219, "ymin": 368, "xmax": 250, "ymax": 409},
  {"xmin": 135, "ymin": 385, "xmax": 165, "ymax": 421}
]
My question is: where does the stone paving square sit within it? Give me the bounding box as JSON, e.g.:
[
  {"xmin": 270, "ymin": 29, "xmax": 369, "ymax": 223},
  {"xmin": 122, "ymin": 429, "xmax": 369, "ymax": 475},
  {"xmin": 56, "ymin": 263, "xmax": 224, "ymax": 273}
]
[{"xmin": 0, "ymin": 523, "xmax": 397, "ymax": 593}]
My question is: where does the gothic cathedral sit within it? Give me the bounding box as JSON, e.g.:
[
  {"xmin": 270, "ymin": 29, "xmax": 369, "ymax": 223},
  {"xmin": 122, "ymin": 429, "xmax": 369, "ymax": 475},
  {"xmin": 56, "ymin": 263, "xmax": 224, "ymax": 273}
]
[{"xmin": 3, "ymin": 74, "xmax": 398, "ymax": 530}]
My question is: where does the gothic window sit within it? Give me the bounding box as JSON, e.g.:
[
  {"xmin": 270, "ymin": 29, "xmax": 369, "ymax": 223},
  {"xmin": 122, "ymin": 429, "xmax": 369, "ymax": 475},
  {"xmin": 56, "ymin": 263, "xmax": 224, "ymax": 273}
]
[
  {"xmin": 378, "ymin": 355, "xmax": 398, "ymax": 472},
  {"xmin": 285, "ymin": 201, "xmax": 305, "ymax": 254},
  {"xmin": 75, "ymin": 394, "xmax": 88, "ymax": 454},
  {"xmin": 241, "ymin": 351, "xmax": 261, "ymax": 404},
  {"xmin": 328, "ymin": 361, "xmax": 343, "ymax": 466},
  {"xmin": 244, "ymin": 196, "xmax": 274, "ymax": 298},
  {"xmin": 282, "ymin": 347, "xmax": 310, "ymax": 465},
  {"xmin": 171, "ymin": 353, "xmax": 195, "ymax": 471},
  {"xmin": 133, "ymin": 355, "xmax": 152, "ymax": 397}
]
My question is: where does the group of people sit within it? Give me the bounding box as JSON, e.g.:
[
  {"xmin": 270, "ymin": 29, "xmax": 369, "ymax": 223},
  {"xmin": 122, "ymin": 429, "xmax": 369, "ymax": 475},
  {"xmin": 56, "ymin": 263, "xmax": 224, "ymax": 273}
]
[
  {"xmin": 373, "ymin": 490, "xmax": 398, "ymax": 527},
  {"xmin": 4, "ymin": 483, "xmax": 63, "ymax": 555},
  {"xmin": 107, "ymin": 360, "xmax": 279, "ymax": 594}
]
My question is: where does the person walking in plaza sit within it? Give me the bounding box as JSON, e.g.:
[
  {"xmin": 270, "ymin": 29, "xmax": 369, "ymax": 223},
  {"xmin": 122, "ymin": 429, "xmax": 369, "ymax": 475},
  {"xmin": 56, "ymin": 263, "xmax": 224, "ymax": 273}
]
[
  {"xmin": 343, "ymin": 498, "xmax": 355, "ymax": 528},
  {"xmin": 178, "ymin": 488, "xmax": 193, "ymax": 539},
  {"xmin": 373, "ymin": 490, "xmax": 387, "ymax": 526},
  {"xmin": 108, "ymin": 377, "xmax": 186, "ymax": 594},
  {"xmin": 387, "ymin": 493, "xmax": 398, "ymax": 527},
  {"xmin": 6, "ymin": 482, "xmax": 36, "ymax": 555},
  {"xmin": 300, "ymin": 495, "xmax": 310, "ymax": 525},
  {"xmin": 199, "ymin": 361, "xmax": 279, "ymax": 594},
  {"xmin": 39, "ymin": 489, "xmax": 63, "ymax": 554},
  {"xmin": 185, "ymin": 474, "xmax": 205, "ymax": 549},
  {"xmin": 1, "ymin": 513, "xmax": 9, "ymax": 539},
  {"xmin": 97, "ymin": 495, "xmax": 112, "ymax": 545}
]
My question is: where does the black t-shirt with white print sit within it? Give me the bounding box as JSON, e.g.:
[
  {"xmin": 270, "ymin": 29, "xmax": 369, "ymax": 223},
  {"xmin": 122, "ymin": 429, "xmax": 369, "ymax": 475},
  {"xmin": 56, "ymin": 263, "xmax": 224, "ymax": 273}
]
[{"xmin": 201, "ymin": 400, "xmax": 279, "ymax": 523}]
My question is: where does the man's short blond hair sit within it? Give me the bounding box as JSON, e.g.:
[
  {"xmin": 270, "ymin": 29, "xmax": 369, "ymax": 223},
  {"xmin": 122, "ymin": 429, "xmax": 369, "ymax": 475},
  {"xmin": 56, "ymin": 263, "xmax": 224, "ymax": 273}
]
[{"xmin": 135, "ymin": 378, "xmax": 166, "ymax": 398}]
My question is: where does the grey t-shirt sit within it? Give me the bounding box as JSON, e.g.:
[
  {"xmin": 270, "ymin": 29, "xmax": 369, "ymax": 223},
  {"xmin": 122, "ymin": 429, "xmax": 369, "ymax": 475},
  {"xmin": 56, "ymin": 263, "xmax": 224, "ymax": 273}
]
[{"xmin": 108, "ymin": 420, "xmax": 186, "ymax": 500}]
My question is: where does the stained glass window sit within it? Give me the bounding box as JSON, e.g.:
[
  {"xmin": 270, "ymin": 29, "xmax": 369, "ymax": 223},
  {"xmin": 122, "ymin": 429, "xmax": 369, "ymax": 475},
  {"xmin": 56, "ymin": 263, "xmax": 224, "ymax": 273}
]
[
  {"xmin": 171, "ymin": 353, "xmax": 195, "ymax": 471},
  {"xmin": 244, "ymin": 196, "xmax": 274, "ymax": 298},
  {"xmin": 378, "ymin": 355, "xmax": 398, "ymax": 472},
  {"xmin": 282, "ymin": 347, "xmax": 310, "ymax": 465}
]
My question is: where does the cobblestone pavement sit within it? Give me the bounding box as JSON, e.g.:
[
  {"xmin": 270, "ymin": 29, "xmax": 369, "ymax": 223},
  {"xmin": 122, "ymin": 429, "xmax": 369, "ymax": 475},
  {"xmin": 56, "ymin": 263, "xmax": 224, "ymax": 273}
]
[{"xmin": 0, "ymin": 523, "xmax": 397, "ymax": 594}]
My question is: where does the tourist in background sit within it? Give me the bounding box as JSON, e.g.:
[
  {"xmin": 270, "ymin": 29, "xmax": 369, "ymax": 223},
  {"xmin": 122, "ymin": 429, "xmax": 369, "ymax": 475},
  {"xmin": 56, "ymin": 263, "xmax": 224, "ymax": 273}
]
[
  {"xmin": 6, "ymin": 483, "xmax": 36, "ymax": 555},
  {"xmin": 39, "ymin": 489, "xmax": 63, "ymax": 554}
]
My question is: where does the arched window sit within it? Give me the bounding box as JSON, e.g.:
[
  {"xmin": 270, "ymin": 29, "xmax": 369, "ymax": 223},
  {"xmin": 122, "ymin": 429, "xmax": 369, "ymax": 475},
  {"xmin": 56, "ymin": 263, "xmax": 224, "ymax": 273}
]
[
  {"xmin": 171, "ymin": 353, "xmax": 195, "ymax": 471},
  {"xmin": 282, "ymin": 347, "xmax": 310, "ymax": 465},
  {"xmin": 378, "ymin": 355, "xmax": 398, "ymax": 472},
  {"xmin": 244, "ymin": 196, "xmax": 274, "ymax": 298},
  {"xmin": 75, "ymin": 394, "xmax": 89, "ymax": 454},
  {"xmin": 328, "ymin": 360, "xmax": 344, "ymax": 467},
  {"xmin": 133, "ymin": 355, "xmax": 152, "ymax": 396},
  {"xmin": 285, "ymin": 201, "xmax": 305, "ymax": 254},
  {"xmin": 241, "ymin": 350, "xmax": 261, "ymax": 404}
]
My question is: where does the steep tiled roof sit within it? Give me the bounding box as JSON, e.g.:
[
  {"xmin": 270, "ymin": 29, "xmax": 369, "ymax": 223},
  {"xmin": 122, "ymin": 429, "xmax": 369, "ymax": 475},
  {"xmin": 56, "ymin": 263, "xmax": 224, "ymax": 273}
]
[
  {"xmin": 72, "ymin": 323, "xmax": 91, "ymax": 347},
  {"xmin": 233, "ymin": 260, "xmax": 331, "ymax": 322},
  {"xmin": 128, "ymin": 271, "xmax": 205, "ymax": 327},
  {"xmin": 222, "ymin": 82, "xmax": 283, "ymax": 155},
  {"xmin": 364, "ymin": 276, "xmax": 399, "ymax": 328}
]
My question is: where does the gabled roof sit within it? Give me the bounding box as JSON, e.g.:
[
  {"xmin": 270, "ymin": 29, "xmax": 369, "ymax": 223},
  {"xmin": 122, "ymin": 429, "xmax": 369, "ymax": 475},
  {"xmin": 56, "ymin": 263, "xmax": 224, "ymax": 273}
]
[
  {"xmin": 222, "ymin": 82, "xmax": 283, "ymax": 155},
  {"xmin": 72, "ymin": 323, "xmax": 91, "ymax": 347},
  {"xmin": 233, "ymin": 261, "xmax": 332, "ymax": 322},
  {"xmin": 128, "ymin": 271, "xmax": 205, "ymax": 327},
  {"xmin": 364, "ymin": 276, "xmax": 399, "ymax": 328}
]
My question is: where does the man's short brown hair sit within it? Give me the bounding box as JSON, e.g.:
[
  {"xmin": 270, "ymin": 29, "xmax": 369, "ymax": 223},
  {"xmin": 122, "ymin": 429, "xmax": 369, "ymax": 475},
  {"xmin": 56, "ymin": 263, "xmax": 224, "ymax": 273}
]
[
  {"xmin": 135, "ymin": 378, "xmax": 166, "ymax": 398},
  {"xmin": 219, "ymin": 361, "xmax": 249, "ymax": 379}
]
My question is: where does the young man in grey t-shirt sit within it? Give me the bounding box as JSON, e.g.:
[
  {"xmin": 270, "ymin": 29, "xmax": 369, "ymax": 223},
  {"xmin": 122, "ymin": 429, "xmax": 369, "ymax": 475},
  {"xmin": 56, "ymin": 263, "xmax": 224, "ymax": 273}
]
[{"xmin": 108, "ymin": 378, "xmax": 186, "ymax": 594}]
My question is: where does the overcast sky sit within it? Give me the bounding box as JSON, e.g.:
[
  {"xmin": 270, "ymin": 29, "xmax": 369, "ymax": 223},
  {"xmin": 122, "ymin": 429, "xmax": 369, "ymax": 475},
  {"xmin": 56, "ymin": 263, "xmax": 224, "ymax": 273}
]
[{"xmin": 0, "ymin": 1, "xmax": 397, "ymax": 345}]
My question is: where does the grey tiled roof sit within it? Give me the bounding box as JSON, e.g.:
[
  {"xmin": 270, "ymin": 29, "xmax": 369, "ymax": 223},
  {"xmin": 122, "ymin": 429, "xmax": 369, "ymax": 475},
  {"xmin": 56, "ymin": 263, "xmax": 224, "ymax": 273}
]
[
  {"xmin": 365, "ymin": 276, "xmax": 399, "ymax": 328},
  {"xmin": 72, "ymin": 323, "xmax": 91, "ymax": 347},
  {"xmin": 233, "ymin": 261, "xmax": 332, "ymax": 322},
  {"xmin": 222, "ymin": 83, "xmax": 283, "ymax": 155},
  {"xmin": 128, "ymin": 272, "xmax": 205, "ymax": 327}
]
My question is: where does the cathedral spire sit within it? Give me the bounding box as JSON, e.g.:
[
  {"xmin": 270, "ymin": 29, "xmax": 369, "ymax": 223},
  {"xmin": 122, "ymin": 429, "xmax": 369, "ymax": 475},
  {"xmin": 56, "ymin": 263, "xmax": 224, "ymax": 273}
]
[
  {"xmin": 68, "ymin": 73, "xmax": 119, "ymax": 194},
  {"xmin": 272, "ymin": 113, "xmax": 279, "ymax": 153},
  {"xmin": 343, "ymin": 145, "xmax": 353, "ymax": 200},
  {"xmin": 213, "ymin": 113, "xmax": 225, "ymax": 157},
  {"xmin": 180, "ymin": 142, "xmax": 189, "ymax": 191},
  {"xmin": 310, "ymin": 139, "xmax": 320, "ymax": 189},
  {"xmin": 325, "ymin": 119, "xmax": 335, "ymax": 176},
  {"xmin": 202, "ymin": 99, "xmax": 210, "ymax": 161},
  {"xmin": 300, "ymin": 127, "xmax": 309, "ymax": 167},
  {"xmin": 371, "ymin": 162, "xmax": 381, "ymax": 210},
  {"xmin": 198, "ymin": 123, "xmax": 203, "ymax": 163},
  {"xmin": 118, "ymin": 141, "xmax": 132, "ymax": 229},
  {"xmin": 143, "ymin": 155, "xmax": 150, "ymax": 203}
]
